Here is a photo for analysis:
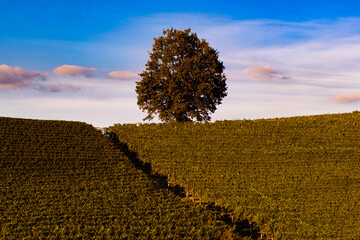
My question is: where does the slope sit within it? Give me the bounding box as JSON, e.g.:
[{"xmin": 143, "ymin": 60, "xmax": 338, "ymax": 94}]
[
  {"xmin": 0, "ymin": 117, "xmax": 232, "ymax": 239},
  {"xmin": 108, "ymin": 112, "xmax": 360, "ymax": 239}
]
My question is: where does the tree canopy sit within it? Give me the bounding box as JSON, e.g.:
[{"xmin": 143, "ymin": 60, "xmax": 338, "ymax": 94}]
[{"xmin": 136, "ymin": 28, "xmax": 227, "ymax": 122}]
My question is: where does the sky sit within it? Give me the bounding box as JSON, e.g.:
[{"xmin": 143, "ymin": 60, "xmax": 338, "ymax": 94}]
[{"xmin": 1, "ymin": 0, "xmax": 360, "ymax": 127}]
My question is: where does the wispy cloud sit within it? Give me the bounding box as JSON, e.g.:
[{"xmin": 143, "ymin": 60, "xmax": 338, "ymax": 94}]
[
  {"xmin": 104, "ymin": 14, "xmax": 360, "ymax": 88},
  {"xmin": 108, "ymin": 71, "xmax": 139, "ymax": 80},
  {"xmin": 187, "ymin": 16, "xmax": 360, "ymax": 92},
  {"xmin": 34, "ymin": 83, "xmax": 81, "ymax": 93},
  {"xmin": 329, "ymin": 94, "xmax": 360, "ymax": 104},
  {"xmin": 53, "ymin": 64, "xmax": 97, "ymax": 77},
  {"xmin": 0, "ymin": 64, "xmax": 46, "ymax": 89}
]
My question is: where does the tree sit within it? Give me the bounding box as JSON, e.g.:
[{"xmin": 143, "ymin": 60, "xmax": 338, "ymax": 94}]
[{"xmin": 136, "ymin": 28, "xmax": 227, "ymax": 122}]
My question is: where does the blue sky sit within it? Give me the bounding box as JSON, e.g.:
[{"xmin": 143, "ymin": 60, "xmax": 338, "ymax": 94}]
[{"xmin": 1, "ymin": 0, "xmax": 360, "ymax": 127}]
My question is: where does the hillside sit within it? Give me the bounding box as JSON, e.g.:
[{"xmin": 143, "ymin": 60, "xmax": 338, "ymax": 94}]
[
  {"xmin": 0, "ymin": 117, "xmax": 233, "ymax": 239},
  {"xmin": 108, "ymin": 112, "xmax": 360, "ymax": 239}
]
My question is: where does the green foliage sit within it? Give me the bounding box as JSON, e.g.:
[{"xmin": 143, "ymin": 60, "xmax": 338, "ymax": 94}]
[
  {"xmin": 136, "ymin": 28, "xmax": 227, "ymax": 122},
  {"xmin": 0, "ymin": 117, "xmax": 233, "ymax": 239},
  {"xmin": 108, "ymin": 112, "xmax": 360, "ymax": 239}
]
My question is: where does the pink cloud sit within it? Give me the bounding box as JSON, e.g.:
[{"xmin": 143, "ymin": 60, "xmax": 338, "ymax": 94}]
[
  {"xmin": 53, "ymin": 64, "xmax": 97, "ymax": 77},
  {"xmin": 329, "ymin": 94, "xmax": 360, "ymax": 104},
  {"xmin": 108, "ymin": 71, "xmax": 139, "ymax": 80},
  {"xmin": 243, "ymin": 66, "xmax": 277, "ymax": 79},
  {"xmin": 0, "ymin": 64, "xmax": 46, "ymax": 89},
  {"xmin": 242, "ymin": 66, "xmax": 291, "ymax": 82}
]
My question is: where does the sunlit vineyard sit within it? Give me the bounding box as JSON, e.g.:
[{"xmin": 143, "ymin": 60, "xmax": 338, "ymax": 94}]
[
  {"xmin": 0, "ymin": 117, "xmax": 233, "ymax": 239},
  {"xmin": 108, "ymin": 112, "xmax": 360, "ymax": 239}
]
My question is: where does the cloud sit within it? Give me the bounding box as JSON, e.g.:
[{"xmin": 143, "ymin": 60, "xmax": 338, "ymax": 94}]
[
  {"xmin": 194, "ymin": 17, "xmax": 360, "ymax": 89},
  {"xmin": 0, "ymin": 64, "xmax": 82, "ymax": 92},
  {"xmin": 242, "ymin": 66, "xmax": 277, "ymax": 79},
  {"xmin": 108, "ymin": 71, "xmax": 139, "ymax": 80},
  {"xmin": 242, "ymin": 66, "xmax": 291, "ymax": 82},
  {"xmin": 34, "ymin": 83, "xmax": 81, "ymax": 93},
  {"xmin": 329, "ymin": 94, "xmax": 360, "ymax": 104},
  {"xmin": 53, "ymin": 64, "xmax": 97, "ymax": 77},
  {"xmin": 0, "ymin": 64, "xmax": 46, "ymax": 89}
]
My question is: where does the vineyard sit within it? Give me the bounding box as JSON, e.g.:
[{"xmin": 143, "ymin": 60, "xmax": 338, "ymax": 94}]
[
  {"xmin": 0, "ymin": 117, "xmax": 234, "ymax": 239},
  {"xmin": 108, "ymin": 112, "xmax": 360, "ymax": 239}
]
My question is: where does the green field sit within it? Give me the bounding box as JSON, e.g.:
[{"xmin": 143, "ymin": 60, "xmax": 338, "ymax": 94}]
[
  {"xmin": 0, "ymin": 117, "xmax": 233, "ymax": 239},
  {"xmin": 108, "ymin": 112, "xmax": 360, "ymax": 239}
]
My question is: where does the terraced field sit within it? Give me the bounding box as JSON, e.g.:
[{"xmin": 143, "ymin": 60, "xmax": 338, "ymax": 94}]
[
  {"xmin": 108, "ymin": 112, "xmax": 360, "ymax": 239},
  {"xmin": 0, "ymin": 117, "xmax": 232, "ymax": 239}
]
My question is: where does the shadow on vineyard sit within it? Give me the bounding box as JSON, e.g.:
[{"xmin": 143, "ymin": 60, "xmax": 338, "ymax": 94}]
[{"xmin": 105, "ymin": 131, "xmax": 261, "ymax": 239}]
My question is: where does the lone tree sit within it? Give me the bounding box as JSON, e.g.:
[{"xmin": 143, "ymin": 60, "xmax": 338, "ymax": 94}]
[{"xmin": 136, "ymin": 28, "xmax": 227, "ymax": 122}]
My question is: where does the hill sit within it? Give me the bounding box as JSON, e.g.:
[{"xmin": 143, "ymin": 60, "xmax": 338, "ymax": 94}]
[
  {"xmin": 0, "ymin": 117, "xmax": 232, "ymax": 239},
  {"xmin": 108, "ymin": 112, "xmax": 360, "ymax": 239}
]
